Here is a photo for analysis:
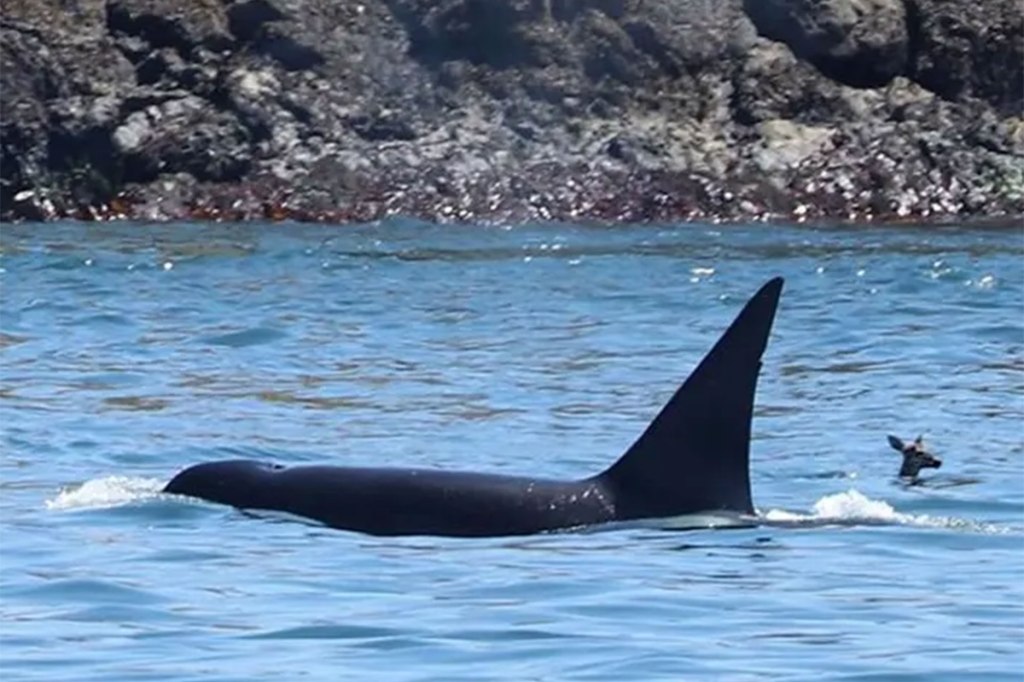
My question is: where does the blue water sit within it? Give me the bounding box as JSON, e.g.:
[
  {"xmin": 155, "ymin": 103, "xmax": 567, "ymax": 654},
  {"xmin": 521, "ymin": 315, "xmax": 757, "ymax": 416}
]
[{"xmin": 1, "ymin": 220, "xmax": 1022, "ymax": 680}]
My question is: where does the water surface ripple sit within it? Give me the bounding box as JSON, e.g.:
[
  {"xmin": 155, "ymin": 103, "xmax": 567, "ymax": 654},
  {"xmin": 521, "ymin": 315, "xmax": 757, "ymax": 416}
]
[{"xmin": 1, "ymin": 220, "xmax": 1022, "ymax": 681}]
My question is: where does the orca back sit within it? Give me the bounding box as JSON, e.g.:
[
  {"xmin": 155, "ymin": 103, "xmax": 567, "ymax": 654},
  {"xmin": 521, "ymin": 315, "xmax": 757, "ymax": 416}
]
[{"xmin": 164, "ymin": 277, "xmax": 785, "ymax": 536}]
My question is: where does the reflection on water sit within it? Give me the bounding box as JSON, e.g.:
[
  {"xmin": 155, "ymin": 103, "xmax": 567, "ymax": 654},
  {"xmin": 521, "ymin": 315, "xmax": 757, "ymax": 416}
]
[{"xmin": 1, "ymin": 220, "xmax": 1022, "ymax": 681}]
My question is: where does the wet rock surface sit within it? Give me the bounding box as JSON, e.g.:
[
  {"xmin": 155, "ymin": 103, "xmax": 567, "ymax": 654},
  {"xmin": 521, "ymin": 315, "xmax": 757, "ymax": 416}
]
[{"xmin": 1, "ymin": 0, "xmax": 1021, "ymax": 223}]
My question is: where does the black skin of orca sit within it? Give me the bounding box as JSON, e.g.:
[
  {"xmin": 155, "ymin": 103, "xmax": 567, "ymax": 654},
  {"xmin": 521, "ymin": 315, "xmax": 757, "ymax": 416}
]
[{"xmin": 164, "ymin": 277, "xmax": 784, "ymax": 537}]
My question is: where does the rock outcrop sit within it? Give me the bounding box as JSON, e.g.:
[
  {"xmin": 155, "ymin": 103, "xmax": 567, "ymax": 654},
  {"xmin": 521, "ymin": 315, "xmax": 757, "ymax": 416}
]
[{"xmin": 1, "ymin": 0, "xmax": 1021, "ymax": 223}]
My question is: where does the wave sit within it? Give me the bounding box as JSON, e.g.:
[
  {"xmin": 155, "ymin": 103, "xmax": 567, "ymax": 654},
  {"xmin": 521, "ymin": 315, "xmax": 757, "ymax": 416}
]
[
  {"xmin": 759, "ymin": 489, "xmax": 1008, "ymax": 534},
  {"xmin": 45, "ymin": 475, "xmax": 167, "ymax": 511}
]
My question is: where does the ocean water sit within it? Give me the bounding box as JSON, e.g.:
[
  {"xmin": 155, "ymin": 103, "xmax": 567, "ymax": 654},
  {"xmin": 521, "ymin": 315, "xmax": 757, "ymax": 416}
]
[{"xmin": 1, "ymin": 220, "xmax": 1022, "ymax": 681}]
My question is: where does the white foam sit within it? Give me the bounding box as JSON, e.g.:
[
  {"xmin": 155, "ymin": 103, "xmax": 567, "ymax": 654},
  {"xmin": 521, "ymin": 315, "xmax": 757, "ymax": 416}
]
[
  {"xmin": 45, "ymin": 476, "xmax": 166, "ymax": 511},
  {"xmin": 762, "ymin": 489, "xmax": 904, "ymax": 524},
  {"xmin": 761, "ymin": 489, "xmax": 1008, "ymax": 534},
  {"xmin": 817, "ymin": 490, "xmax": 900, "ymax": 518}
]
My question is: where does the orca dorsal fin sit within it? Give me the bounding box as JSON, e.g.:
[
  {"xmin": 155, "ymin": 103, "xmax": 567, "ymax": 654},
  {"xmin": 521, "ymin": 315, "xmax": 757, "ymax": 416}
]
[{"xmin": 600, "ymin": 277, "xmax": 784, "ymax": 518}]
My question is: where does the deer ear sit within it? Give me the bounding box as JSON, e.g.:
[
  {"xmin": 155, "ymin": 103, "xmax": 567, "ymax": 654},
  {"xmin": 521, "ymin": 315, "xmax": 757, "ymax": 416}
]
[
  {"xmin": 888, "ymin": 435, "xmax": 905, "ymax": 452},
  {"xmin": 914, "ymin": 435, "xmax": 924, "ymax": 446}
]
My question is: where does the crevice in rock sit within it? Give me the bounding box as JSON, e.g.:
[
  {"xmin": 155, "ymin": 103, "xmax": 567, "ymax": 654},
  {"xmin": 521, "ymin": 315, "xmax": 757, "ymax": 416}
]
[
  {"xmin": 402, "ymin": 1, "xmax": 548, "ymax": 70},
  {"xmin": 741, "ymin": 0, "xmax": 901, "ymax": 89},
  {"xmin": 623, "ymin": 21, "xmax": 681, "ymax": 79},
  {"xmin": 206, "ymin": 74, "xmax": 273, "ymax": 145},
  {"xmin": 902, "ymin": 0, "xmax": 923, "ymax": 85},
  {"xmin": 0, "ymin": 127, "xmax": 31, "ymax": 212},
  {"xmin": 251, "ymin": 31, "xmax": 324, "ymax": 71},
  {"xmin": 277, "ymin": 96, "xmax": 312, "ymax": 126},
  {"xmin": 44, "ymin": 121, "xmax": 124, "ymax": 200},
  {"xmin": 347, "ymin": 113, "xmax": 417, "ymax": 141},
  {"xmin": 106, "ymin": 2, "xmax": 201, "ymax": 58},
  {"xmin": 226, "ymin": 0, "xmax": 285, "ymax": 42}
]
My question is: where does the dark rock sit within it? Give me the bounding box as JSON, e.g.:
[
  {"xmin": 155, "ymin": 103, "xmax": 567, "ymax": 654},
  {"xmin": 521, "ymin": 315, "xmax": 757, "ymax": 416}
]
[
  {"xmin": 551, "ymin": 0, "xmax": 629, "ymax": 22},
  {"xmin": 408, "ymin": 0, "xmax": 570, "ymax": 69},
  {"xmin": 105, "ymin": 0, "xmax": 234, "ymax": 57},
  {"xmin": 744, "ymin": 0, "xmax": 907, "ymax": 88},
  {"xmin": 576, "ymin": 9, "xmax": 647, "ymax": 85},
  {"xmin": 8, "ymin": 188, "xmax": 55, "ymax": 221},
  {"xmin": 113, "ymin": 95, "xmax": 253, "ymax": 182},
  {"xmin": 348, "ymin": 113, "xmax": 418, "ymax": 142},
  {"xmin": 252, "ymin": 25, "xmax": 324, "ymax": 71},
  {"xmin": 906, "ymin": 0, "xmax": 1023, "ymax": 115},
  {"xmin": 626, "ymin": 0, "xmax": 757, "ymax": 73},
  {"xmin": 1, "ymin": 0, "xmax": 1021, "ymax": 223},
  {"xmin": 731, "ymin": 39, "xmax": 855, "ymax": 125},
  {"xmin": 227, "ymin": 0, "xmax": 286, "ymax": 42}
]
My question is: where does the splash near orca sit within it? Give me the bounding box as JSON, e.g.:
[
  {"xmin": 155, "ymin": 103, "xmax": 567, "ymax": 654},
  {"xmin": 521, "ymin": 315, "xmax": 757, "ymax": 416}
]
[{"xmin": 165, "ymin": 277, "xmax": 784, "ymax": 537}]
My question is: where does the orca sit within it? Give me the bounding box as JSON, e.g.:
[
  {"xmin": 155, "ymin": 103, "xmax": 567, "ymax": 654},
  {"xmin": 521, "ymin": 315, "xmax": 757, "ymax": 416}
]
[{"xmin": 164, "ymin": 277, "xmax": 784, "ymax": 537}]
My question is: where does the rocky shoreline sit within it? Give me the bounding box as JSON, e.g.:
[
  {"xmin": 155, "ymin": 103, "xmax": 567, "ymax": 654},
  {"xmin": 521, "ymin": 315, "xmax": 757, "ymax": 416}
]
[{"xmin": 2, "ymin": 0, "xmax": 1022, "ymax": 224}]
